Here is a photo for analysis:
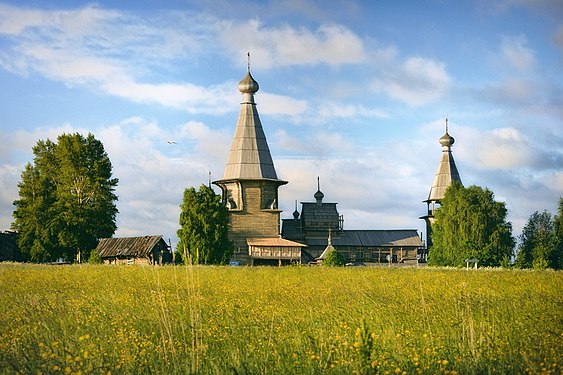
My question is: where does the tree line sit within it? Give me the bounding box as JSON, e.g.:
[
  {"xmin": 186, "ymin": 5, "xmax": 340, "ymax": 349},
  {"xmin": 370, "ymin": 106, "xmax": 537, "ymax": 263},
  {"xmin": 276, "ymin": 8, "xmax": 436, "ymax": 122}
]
[{"xmin": 9, "ymin": 133, "xmax": 563, "ymax": 268}]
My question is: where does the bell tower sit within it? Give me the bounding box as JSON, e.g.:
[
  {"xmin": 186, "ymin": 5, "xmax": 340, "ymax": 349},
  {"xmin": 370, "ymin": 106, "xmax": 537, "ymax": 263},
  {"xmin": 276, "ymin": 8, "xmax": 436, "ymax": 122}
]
[
  {"xmin": 420, "ymin": 119, "xmax": 462, "ymax": 251},
  {"xmin": 213, "ymin": 60, "xmax": 287, "ymax": 257}
]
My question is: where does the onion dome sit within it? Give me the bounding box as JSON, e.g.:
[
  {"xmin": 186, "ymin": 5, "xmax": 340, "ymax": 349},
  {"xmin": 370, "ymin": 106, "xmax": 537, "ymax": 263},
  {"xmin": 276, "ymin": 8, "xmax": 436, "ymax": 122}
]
[
  {"xmin": 439, "ymin": 118, "xmax": 454, "ymax": 148},
  {"xmin": 238, "ymin": 71, "xmax": 259, "ymax": 94},
  {"xmin": 314, "ymin": 189, "xmax": 324, "ymax": 201},
  {"xmin": 439, "ymin": 131, "xmax": 455, "ymax": 147}
]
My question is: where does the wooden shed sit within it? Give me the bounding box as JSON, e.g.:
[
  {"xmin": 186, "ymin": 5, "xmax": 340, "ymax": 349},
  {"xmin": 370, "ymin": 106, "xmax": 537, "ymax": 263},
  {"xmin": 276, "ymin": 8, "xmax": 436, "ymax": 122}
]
[{"xmin": 96, "ymin": 235, "xmax": 171, "ymax": 265}]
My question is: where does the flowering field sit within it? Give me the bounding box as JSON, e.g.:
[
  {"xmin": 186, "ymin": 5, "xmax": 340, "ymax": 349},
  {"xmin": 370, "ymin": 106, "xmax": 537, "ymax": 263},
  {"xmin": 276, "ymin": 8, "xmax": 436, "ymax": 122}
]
[{"xmin": 0, "ymin": 264, "xmax": 561, "ymax": 374}]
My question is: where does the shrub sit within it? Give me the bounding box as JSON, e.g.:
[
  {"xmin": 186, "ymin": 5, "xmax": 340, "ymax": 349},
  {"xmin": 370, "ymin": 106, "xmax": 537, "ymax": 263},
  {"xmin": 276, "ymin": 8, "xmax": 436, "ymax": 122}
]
[
  {"xmin": 87, "ymin": 249, "xmax": 102, "ymax": 264},
  {"xmin": 323, "ymin": 249, "xmax": 345, "ymax": 266}
]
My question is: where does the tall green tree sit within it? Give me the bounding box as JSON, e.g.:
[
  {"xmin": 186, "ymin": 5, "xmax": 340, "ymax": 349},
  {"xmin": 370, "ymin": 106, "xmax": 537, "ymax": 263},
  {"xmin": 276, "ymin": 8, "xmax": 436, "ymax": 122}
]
[
  {"xmin": 177, "ymin": 184, "xmax": 233, "ymax": 265},
  {"xmin": 428, "ymin": 183, "xmax": 514, "ymax": 267},
  {"xmin": 12, "ymin": 133, "xmax": 118, "ymax": 262},
  {"xmin": 516, "ymin": 200, "xmax": 562, "ymax": 270}
]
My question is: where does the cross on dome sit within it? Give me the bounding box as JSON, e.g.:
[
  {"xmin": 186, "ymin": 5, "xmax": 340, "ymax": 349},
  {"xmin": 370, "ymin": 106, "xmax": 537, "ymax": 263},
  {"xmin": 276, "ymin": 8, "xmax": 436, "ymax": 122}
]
[{"xmin": 238, "ymin": 52, "xmax": 259, "ymax": 94}]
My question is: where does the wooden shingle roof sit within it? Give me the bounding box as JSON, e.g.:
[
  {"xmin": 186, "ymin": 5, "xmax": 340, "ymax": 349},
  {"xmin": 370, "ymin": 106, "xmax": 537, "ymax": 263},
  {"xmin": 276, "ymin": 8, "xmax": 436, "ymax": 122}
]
[
  {"xmin": 247, "ymin": 238, "xmax": 307, "ymax": 247},
  {"xmin": 96, "ymin": 236, "xmax": 166, "ymax": 258},
  {"xmin": 219, "ymin": 69, "xmax": 285, "ymax": 182},
  {"xmin": 427, "ymin": 125, "xmax": 462, "ymax": 202},
  {"xmin": 300, "ymin": 202, "xmax": 340, "ymax": 230},
  {"xmin": 306, "ymin": 230, "xmax": 422, "ymax": 248}
]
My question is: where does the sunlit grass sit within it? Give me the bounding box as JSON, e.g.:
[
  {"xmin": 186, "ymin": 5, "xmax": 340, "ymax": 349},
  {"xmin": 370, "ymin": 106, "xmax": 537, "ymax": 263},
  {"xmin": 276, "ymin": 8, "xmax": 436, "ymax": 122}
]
[{"xmin": 0, "ymin": 264, "xmax": 560, "ymax": 374}]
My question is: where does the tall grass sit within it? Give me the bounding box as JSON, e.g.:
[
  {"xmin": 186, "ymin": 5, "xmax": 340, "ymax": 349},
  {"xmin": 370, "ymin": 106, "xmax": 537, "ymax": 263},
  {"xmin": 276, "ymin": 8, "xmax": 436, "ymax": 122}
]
[{"xmin": 0, "ymin": 264, "xmax": 560, "ymax": 374}]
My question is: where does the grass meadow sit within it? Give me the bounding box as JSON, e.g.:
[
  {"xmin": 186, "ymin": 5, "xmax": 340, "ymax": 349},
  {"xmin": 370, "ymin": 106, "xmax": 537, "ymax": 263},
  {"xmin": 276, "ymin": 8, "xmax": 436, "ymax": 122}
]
[{"xmin": 0, "ymin": 264, "xmax": 561, "ymax": 374}]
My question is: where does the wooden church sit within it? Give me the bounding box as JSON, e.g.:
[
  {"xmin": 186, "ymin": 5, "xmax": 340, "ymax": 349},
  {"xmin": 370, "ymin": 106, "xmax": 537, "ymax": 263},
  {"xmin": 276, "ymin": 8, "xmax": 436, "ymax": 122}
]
[
  {"xmin": 213, "ymin": 63, "xmax": 426, "ymax": 266},
  {"xmin": 212, "ymin": 64, "xmax": 306, "ymax": 266}
]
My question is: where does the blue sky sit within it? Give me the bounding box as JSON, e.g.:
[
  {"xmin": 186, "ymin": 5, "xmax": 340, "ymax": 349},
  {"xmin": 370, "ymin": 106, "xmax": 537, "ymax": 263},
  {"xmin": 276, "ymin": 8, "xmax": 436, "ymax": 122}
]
[{"xmin": 0, "ymin": 0, "xmax": 562, "ymax": 248}]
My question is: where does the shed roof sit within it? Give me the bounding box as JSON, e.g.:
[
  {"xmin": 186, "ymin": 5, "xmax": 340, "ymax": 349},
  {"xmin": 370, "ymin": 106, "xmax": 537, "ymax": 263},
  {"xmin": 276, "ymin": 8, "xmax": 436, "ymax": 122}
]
[{"xmin": 96, "ymin": 236, "xmax": 166, "ymax": 258}]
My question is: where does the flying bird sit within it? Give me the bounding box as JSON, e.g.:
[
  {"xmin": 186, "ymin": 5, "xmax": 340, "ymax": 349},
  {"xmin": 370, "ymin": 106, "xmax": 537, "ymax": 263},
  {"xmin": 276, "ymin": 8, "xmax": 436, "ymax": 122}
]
[{"xmin": 166, "ymin": 140, "xmax": 177, "ymax": 144}]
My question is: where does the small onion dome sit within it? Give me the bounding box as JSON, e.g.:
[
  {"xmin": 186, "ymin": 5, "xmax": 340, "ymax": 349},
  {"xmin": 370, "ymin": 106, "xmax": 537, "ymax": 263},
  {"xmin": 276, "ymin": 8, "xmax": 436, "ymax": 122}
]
[
  {"xmin": 439, "ymin": 131, "xmax": 455, "ymax": 147},
  {"xmin": 293, "ymin": 208, "xmax": 300, "ymax": 219},
  {"xmin": 314, "ymin": 189, "xmax": 324, "ymax": 201},
  {"xmin": 238, "ymin": 71, "xmax": 259, "ymax": 94}
]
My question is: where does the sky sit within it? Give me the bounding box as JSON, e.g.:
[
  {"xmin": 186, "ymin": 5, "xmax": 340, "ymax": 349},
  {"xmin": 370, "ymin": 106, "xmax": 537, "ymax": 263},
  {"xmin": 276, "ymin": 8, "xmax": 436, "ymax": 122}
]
[{"xmin": 0, "ymin": 0, "xmax": 562, "ymax": 249}]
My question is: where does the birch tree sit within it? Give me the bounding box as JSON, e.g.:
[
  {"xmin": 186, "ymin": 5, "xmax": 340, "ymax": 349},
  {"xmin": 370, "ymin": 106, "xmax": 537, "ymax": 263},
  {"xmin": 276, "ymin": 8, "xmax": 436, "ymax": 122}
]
[
  {"xmin": 428, "ymin": 183, "xmax": 514, "ymax": 267},
  {"xmin": 177, "ymin": 185, "xmax": 233, "ymax": 265}
]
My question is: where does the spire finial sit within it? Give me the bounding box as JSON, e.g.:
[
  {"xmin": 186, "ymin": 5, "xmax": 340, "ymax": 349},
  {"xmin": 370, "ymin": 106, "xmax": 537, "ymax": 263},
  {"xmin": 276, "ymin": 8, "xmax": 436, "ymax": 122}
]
[
  {"xmin": 208, "ymin": 171, "xmax": 212, "ymax": 188},
  {"xmin": 238, "ymin": 53, "xmax": 259, "ymax": 94},
  {"xmin": 314, "ymin": 176, "xmax": 324, "ymax": 203},
  {"xmin": 439, "ymin": 118, "xmax": 455, "ymax": 148}
]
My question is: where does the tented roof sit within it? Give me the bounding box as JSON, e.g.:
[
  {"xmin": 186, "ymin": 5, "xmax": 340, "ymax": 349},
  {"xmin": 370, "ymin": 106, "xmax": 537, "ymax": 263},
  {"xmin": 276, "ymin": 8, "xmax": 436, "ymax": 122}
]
[
  {"xmin": 220, "ymin": 70, "xmax": 282, "ymax": 181},
  {"xmin": 426, "ymin": 129, "xmax": 462, "ymax": 202}
]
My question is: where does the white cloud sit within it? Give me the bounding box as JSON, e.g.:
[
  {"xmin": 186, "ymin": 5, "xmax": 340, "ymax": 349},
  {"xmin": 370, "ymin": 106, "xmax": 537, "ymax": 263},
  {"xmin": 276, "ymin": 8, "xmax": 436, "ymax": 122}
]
[
  {"xmin": 272, "ymin": 129, "xmax": 356, "ymax": 160},
  {"xmin": 453, "ymin": 124, "xmax": 563, "ymax": 173},
  {"xmin": 500, "ymin": 35, "xmax": 535, "ymax": 71},
  {"xmin": 259, "ymin": 96, "xmax": 387, "ymax": 125},
  {"xmin": 0, "ymin": 3, "xmax": 450, "ymax": 119},
  {"xmin": 543, "ymin": 170, "xmax": 563, "ymax": 195},
  {"xmin": 315, "ymin": 102, "xmax": 389, "ymax": 122},
  {"xmin": 259, "ymin": 93, "xmax": 309, "ymax": 116},
  {"xmin": 5, "ymin": 44, "xmax": 126, "ymax": 83},
  {"xmin": 0, "ymin": 3, "xmax": 120, "ymax": 36},
  {"xmin": 178, "ymin": 121, "xmax": 232, "ymax": 168},
  {"xmin": 217, "ymin": 20, "xmax": 367, "ymax": 68},
  {"xmin": 475, "ymin": 127, "xmax": 536, "ymax": 169},
  {"xmin": 477, "ymin": 78, "xmax": 543, "ymax": 107},
  {"xmin": 0, "ymin": 4, "xmax": 326, "ymax": 117},
  {"xmin": 103, "ymin": 79, "xmax": 239, "ymax": 114},
  {"xmin": 371, "ymin": 56, "xmax": 451, "ymax": 106}
]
